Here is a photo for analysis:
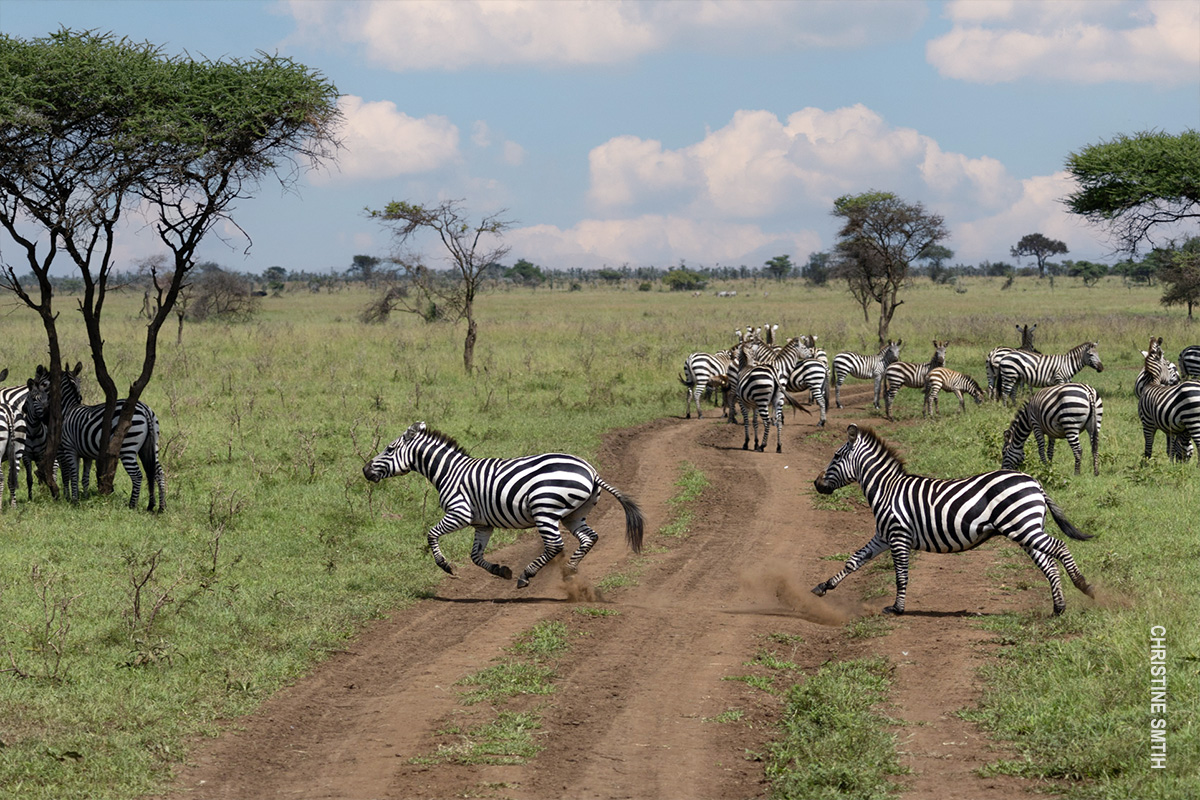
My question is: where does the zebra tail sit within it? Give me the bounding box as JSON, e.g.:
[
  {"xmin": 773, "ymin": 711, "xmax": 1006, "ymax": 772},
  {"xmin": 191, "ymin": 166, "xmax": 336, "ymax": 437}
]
[
  {"xmin": 782, "ymin": 389, "xmax": 813, "ymax": 415},
  {"xmin": 601, "ymin": 479, "xmax": 645, "ymax": 554},
  {"xmin": 1046, "ymin": 495, "xmax": 1093, "ymax": 540},
  {"xmin": 679, "ymin": 372, "xmax": 696, "ymax": 388}
]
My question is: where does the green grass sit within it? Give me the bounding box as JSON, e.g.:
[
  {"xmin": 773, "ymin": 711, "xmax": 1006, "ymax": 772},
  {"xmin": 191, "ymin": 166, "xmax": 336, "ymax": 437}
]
[
  {"xmin": 659, "ymin": 461, "xmax": 709, "ymax": 537},
  {"xmin": 765, "ymin": 657, "xmax": 906, "ymax": 800},
  {"xmin": 0, "ymin": 275, "xmax": 1197, "ymax": 797}
]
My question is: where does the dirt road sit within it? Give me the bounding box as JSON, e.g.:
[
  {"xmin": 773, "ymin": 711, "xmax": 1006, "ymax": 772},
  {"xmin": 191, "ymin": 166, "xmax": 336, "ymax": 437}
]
[{"xmin": 158, "ymin": 384, "xmax": 1052, "ymax": 799}]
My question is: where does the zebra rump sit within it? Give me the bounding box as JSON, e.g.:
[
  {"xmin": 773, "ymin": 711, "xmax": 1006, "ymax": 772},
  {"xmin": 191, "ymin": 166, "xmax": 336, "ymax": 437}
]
[{"xmin": 1002, "ymin": 382, "xmax": 1103, "ymax": 476}]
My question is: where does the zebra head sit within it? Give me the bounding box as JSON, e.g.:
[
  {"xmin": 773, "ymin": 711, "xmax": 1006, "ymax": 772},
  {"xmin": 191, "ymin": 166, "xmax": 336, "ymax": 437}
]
[
  {"xmin": 363, "ymin": 421, "xmax": 427, "ymax": 482},
  {"xmin": 881, "ymin": 339, "xmax": 902, "ymax": 364},
  {"xmin": 1083, "ymin": 341, "xmax": 1103, "ymax": 373},
  {"xmin": 1000, "ymin": 422, "xmax": 1025, "ymax": 470},
  {"xmin": 814, "ymin": 424, "xmax": 863, "ymax": 494}
]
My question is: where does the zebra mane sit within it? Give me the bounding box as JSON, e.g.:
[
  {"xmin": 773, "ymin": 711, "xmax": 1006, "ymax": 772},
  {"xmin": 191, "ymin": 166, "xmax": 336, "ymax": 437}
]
[
  {"xmin": 856, "ymin": 426, "xmax": 910, "ymax": 472},
  {"xmin": 409, "ymin": 424, "xmax": 471, "ymax": 457}
]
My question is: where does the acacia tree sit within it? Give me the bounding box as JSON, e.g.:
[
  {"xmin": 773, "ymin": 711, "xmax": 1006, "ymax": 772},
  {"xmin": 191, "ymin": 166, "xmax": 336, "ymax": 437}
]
[
  {"xmin": 0, "ymin": 29, "xmax": 341, "ymax": 496},
  {"xmin": 832, "ymin": 191, "xmax": 948, "ymax": 345},
  {"xmin": 368, "ymin": 199, "xmax": 512, "ymax": 373},
  {"xmin": 1159, "ymin": 238, "xmax": 1200, "ymax": 320},
  {"xmin": 1011, "ymin": 233, "xmax": 1068, "ymax": 278},
  {"xmin": 1065, "ymin": 129, "xmax": 1200, "ymax": 255},
  {"xmin": 764, "ymin": 254, "xmax": 793, "ymax": 281}
]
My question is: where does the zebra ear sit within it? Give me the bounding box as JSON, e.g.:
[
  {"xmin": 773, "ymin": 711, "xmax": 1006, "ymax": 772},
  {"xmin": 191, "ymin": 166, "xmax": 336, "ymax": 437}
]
[
  {"xmin": 846, "ymin": 423, "xmax": 859, "ymax": 442},
  {"xmin": 403, "ymin": 422, "xmax": 426, "ymax": 440},
  {"xmin": 72, "ymin": 361, "xmax": 82, "ymax": 376}
]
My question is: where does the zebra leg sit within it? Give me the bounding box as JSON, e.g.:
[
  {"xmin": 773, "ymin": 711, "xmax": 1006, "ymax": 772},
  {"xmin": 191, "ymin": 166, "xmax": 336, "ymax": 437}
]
[
  {"xmin": 469, "ymin": 526, "xmax": 513, "ymax": 579},
  {"xmin": 741, "ymin": 401, "xmax": 752, "ymax": 450},
  {"xmin": 1064, "ymin": 432, "xmax": 1083, "ymax": 475},
  {"xmin": 812, "ymin": 535, "xmax": 888, "ymax": 597},
  {"xmin": 835, "ymin": 374, "xmax": 844, "ymax": 409},
  {"xmin": 1142, "ymin": 423, "xmax": 1158, "ymax": 460},
  {"xmin": 566, "ymin": 521, "xmax": 598, "ymax": 571},
  {"xmin": 516, "ymin": 517, "xmax": 566, "ymax": 588},
  {"xmin": 81, "ymin": 457, "xmax": 92, "ymax": 497},
  {"xmin": 427, "ymin": 514, "xmax": 469, "ymax": 576},
  {"xmin": 1024, "ymin": 547, "xmax": 1068, "ymax": 615},
  {"xmin": 871, "ymin": 373, "xmax": 882, "ymax": 409},
  {"xmin": 884, "ymin": 538, "xmax": 912, "ymax": 615},
  {"xmin": 1036, "ymin": 536, "xmax": 1093, "ymax": 600},
  {"xmin": 1034, "ymin": 430, "xmax": 1050, "ymax": 464},
  {"xmin": 122, "ymin": 452, "xmax": 143, "ymax": 509}
]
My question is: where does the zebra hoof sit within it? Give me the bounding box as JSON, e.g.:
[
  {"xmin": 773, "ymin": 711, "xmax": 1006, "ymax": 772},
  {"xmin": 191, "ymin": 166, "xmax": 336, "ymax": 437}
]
[
  {"xmin": 497, "ymin": 565, "xmax": 513, "ymax": 580},
  {"xmin": 516, "ymin": 577, "xmax": 530, "ymax": 589},
  {"xmin": 882, "ymin": 605, "xmax": 903, "ymax": 615},
  {"xmin": 811, "ymin": 583, "xmax": 828, "ymax": 597},
  {"xmin": 437, "ymin": 561, "xmax": 455, "ymax": 576}
]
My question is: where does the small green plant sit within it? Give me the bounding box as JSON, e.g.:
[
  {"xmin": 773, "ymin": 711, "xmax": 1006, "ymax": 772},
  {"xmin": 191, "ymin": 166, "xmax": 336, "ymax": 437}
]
[
  {"xmin": 420, "ymin": 710, "xmax": 544, "ymax": 765},
  {"xmin": 660, "ymin": 462, "xmax": 709, "ymax": 538},
  {"xmin": 573, "ymin": 606, "xmax": 620, "ymax": 618}
]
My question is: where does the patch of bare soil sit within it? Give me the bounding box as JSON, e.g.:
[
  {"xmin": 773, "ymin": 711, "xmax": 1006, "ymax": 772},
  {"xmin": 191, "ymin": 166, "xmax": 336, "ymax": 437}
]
[{"xmin": 154, "ymin": 384, "xmax": 1061, "ymax": 800}]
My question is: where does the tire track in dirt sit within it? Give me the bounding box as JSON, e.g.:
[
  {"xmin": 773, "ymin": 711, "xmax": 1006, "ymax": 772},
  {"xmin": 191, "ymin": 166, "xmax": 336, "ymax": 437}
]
[{"xmin": 155, "ymin": 384, "xmax": 1059, "ymax": 800}]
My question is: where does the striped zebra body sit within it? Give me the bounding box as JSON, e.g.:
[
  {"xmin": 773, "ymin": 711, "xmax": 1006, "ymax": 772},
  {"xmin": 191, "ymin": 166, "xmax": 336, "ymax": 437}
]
[
  {"xmin": 995, "ymin": 341, "xmax": 1103, "ymax": 404},
  {"xmin": 922, "ymin": 367, "xmax": 984, "ymax": 417},
  {"xmin": 362, "ymin": 422, "xmax": 644, "ymax": 588},
  {"xmin": 1180, "ymin": 345, "xmax": 1200, "ymax": 380},
  {"xmin": 1002, "ymin": 383, "xmax": 1103, "ymax": 475},
  {"xmin": 0, "ymin": 403, "xmax": 12, "ymax": 508},
  {"xmin": 1136, "ymin": 341, "xmax": 1200, "ymax": 465},
  {"xmin": 0, "ymin": 369, "xmax": 29, "ymax": 507},
  {"xmin": 43, "ymin": 363, "xmax": 166, "ymax": 511},
  {"xmin": 833, "ymin": 340, "xmax": 902, "ymax": 409},
  {"xmin": 680, "ymin": 349, "xmax": 734, "ymax": 419},
  {"xmin": 735, "ymin": 362, "xmax": 788, "ymax": 452},
  {"xmin": 757, "ymin": 336, "xmax": 813, "ymax": 379},
  {"xmin": 812, "ymin": 424, "xmax": 1094, "ymax": 615},
  {"xmin": 785, "ymin": 358, "xmax": 829, "ymax": 427},
  {"xmin": 985, "ymin": 325, "xmax": 1041, "ymax": 399},
  {"xmin": 883, "ymin": 340, "xmax": 948, "ymax": 421}
]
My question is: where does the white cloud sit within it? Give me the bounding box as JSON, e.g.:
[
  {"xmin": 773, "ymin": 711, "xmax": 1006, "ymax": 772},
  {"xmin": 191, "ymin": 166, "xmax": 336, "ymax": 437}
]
[
  {"xmin": 928, "ymin": 0, "xmax": 1199, "ymax": 84},
  {"xmin": 950, "ymin": 171, "xmax": 1093, "ymax": 262},
  {"xmin": 310, "ymin": 95, "xmax": 460, "ymax": 185},
  {"xmin": 507, "ymin": 215, "xmax": 821, "ymax": 271},
  {"xmin": 284, "ymin": 0, "xmax": 926, "ymax": 70}
]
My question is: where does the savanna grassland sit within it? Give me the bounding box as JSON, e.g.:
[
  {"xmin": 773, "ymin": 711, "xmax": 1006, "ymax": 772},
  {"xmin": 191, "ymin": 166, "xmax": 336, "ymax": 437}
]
[{"xmin": 0, "ymin": 274, "xmax": 1196, "ymax": 800}]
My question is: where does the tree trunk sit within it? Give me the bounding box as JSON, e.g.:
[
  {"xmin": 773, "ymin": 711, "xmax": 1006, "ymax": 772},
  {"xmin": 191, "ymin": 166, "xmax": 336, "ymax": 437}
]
[{"xmin": 463, "ymin": 316, "xmax": 477, "ymax": 374}]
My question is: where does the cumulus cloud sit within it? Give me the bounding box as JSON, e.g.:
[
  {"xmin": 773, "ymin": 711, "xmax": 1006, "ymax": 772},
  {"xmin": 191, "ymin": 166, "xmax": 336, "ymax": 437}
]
[
  {"xmin": 951, "ymin": 171, "xmax": 1093, "ymax": 262},
  {"xmin": 310, "ymin": 95, "xmax": 460, "ymax": 185},
  {"xmin": 588, "ymin": 104, "xmax": 1016, "ymax": 221},
  {"xmin": 928, "ymin": 0, "xmax": 1199, "ymax": 84},
  {"xmin": 283, "ymin": 0, "xmax": 925, "ymax": 70},
  {"xmin": 506, "ymin": 215, "xmax": 822, "ymax": 271}
]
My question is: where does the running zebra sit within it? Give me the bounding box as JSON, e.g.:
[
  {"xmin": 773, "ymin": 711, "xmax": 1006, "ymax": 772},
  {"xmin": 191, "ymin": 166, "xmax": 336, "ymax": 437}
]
[
  {"xmin": 37, "ymin": 362, "xmax": 167, "ymax": 511},
  {"xmin": 362, "ymin": 422, "xmax": 645, "ymax": 588},
  {"xmin": 882, "ymin": 340, "xmax": 948, "ymax": 421},
  {"xmin": 1180, "ymin": 345, "xmax": 1200, "ymax": 380},
  {"xmin": 1002, "ymin": 383, "xmax": 1103, "ymax": 476},
  {"xmin": 994, "ymin": 341, "xmax": 1103, "ymax": 405},
  {"xmin": 811, "ymin": 424, "xmax": 1094, "ymax": 616},
  {"xmin": 832, "ymin": 340, "xmax": 902, "ymax": 409},
  {"xmin": 680, "ymin": 348, "xmax": 735, "ymax": 419},
  {"xmin": 785, "ymin": 358, "xmax": 829, "ymax": 427},
  {"xmin": 1136, "ymin": 339, "xmax": 1200, "ymax": 466},
  {"xmin": 922, "ymin": 367, "xmax": 984, "ymax": 417}
]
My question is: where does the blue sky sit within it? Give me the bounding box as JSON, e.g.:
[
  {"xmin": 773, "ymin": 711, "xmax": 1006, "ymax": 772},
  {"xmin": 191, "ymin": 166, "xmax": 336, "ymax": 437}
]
[{"xmin": 3, "ymin": 0, "xmax": 1198, "ymax": 276}]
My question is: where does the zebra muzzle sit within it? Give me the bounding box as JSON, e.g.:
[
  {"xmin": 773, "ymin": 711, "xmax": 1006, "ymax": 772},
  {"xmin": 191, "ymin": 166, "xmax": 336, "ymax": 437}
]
[{"xmin": 813, "ymin": 478, "xmax": 835, "ymax": 495}]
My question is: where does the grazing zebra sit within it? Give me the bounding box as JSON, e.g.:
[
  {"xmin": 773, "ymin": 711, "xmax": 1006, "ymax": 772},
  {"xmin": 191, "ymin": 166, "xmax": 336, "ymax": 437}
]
[
  {"xmin": 36, "ymin": 362, "xmax": 167, "ymax": 511},
  {"xmin": 994, "ymin": 341, "xmax": 1103, "ymax": 404},
  {"xmin": 1002, "ymin": 383, "xmax": 1103, "ymax": 476},
  {"xmin": 1180, "ymin": 345, "xmax": 1200, "ymax": 380},
  {"xmin": 984, "ymin": 323, "xmax": 1042, "ymax": 399},
  {"xmin": 785, "ymin": 358, "xmax": 829, "ymax": 427},
  {"xmin": 811, "ymin": 424, "xmax": 1094, "ymax": 616},
  {"xmin": 362, "ymin": 422, "xmax": 644, "ymax": 588},
  {"xmin": 832, "ymin": 340, "xmax": 902, "ymax": 409},
  {"xmin": 882, "ymin": 340, "xmax": 948, "ymax": 421},
  {"xmin": 922, "ymin": 367, "xmax": 984, "ymax": 417},
  {"xmin": 679, "ymin": 348, "xmax": 735, "ymax": 419},
  {"xmin": 1136, "ymin": 339, "xmax": 1200, "ymax": 466}
]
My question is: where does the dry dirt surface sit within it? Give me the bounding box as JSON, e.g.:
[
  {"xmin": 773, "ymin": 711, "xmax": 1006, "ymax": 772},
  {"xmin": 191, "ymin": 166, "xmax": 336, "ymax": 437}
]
[{"xmin": 157, "ymin": 384, "xmax": 1064, "ymax": 800}]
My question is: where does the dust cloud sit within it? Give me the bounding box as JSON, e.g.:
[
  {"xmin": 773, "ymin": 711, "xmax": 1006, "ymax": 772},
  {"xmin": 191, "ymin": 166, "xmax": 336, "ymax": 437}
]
[{"xmin": 739, "ymin": 565, "xmax": 868, "ymax": 626}]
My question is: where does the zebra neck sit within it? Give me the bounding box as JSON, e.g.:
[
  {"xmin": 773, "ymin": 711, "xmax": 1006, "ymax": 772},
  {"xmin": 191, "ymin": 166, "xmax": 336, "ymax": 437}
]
[
  {"xmin": 411, "ymin": 443, "xmax": 471, "ymax": 491},
  {"xmin": 855, "ymin": 447, "xmax": 906, "ymax": 501},
  {"xmin": 1007, "ymin": 411, "xmax": 1034, "ymax": 447}
]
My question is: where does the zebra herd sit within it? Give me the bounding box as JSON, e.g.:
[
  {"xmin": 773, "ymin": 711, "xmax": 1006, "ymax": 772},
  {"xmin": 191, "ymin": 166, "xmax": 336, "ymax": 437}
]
[
  {"xmin": 0, "ymin": 362, "xmax": 166, "ymax": 512},
  {"xmin": 669, "ymin": 323, "xmax": 1199, "ymax": 615}
]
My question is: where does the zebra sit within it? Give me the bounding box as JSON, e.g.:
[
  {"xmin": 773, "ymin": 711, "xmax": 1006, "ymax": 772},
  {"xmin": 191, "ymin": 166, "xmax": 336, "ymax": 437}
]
[
  {"xmin": 1136, "ymin": 339, "xmax": 1200, "ymax": 466},
  {"xmin": 731, "ymin": 348, "xmax": 807, "ymax": 452},
  {"xmin": 882, "ymin": 340, "xmax": 948, "ymax": 421},
  {"xmin": 0, "ymin": 402, "xmax": 11, "ymax": 509},
  {"xmin": 984, "ymin": 323, "xmax": 1041, "ymax": 399},
  {"xmin": 922, "ymin": 367, "xmax": 984, "ymax": 417},
  {"xmin": 0, "ymin": 367, "xmax": 40, "ymax": 505},
  {"xmin": 1002, "ymin": 383, "xmax": 1103, "ymax": 476},
  {"xmin": 679, "ymin": 348, "xmax": 735, "ymax": 419},
  {"xmin": 994, "ymin": 341, "xmax": 1103, "ymax": 405},
  {"xmin": 811, "ymin": 424, "xmax": 1094, "ymax": 616},
  {"xmin": 785, "ymin": 357, "xmax": 829, "ymax": 427},
  {"xmin": 362, "ymin": 422, "xmax": 644, "ymax": 588},
  {"xmin": 832, "ymin": 340, "xmax": 902, "ymax": 409},
  {"xmin": 35, "ymin": 362, "xmax": 167, "ymax": 511},
  {"xmin": 1180, "ymin": 345, "xmax": 1200, "ymax": 380}
]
